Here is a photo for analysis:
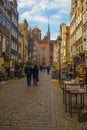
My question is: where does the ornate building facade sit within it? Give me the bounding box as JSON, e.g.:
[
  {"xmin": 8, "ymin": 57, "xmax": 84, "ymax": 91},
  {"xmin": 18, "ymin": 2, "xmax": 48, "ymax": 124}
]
[
  {"xmin": 0, "ymin": 0, "xmax": 11, "ymax": 69},
  {"xmin": 19, "ymin": 19, "xmax": 28, "ymax": 64},
  {"xmin": 70, "ymin": 0, "xmax": 87, "ymax": 79},
  {"xmin": 70, "ymin": 0, "xmax": 87, "ymax": 62},
  {"xmin": 10, "ymin": 0, "xmax": 19, "ymax": 67},
  {"xmin": 59, "ymin": 23, "xmax": 71, "ymax": 69}
]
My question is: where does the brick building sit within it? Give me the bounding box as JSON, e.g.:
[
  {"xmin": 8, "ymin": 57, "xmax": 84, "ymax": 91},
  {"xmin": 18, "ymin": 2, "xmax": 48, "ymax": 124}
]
[{"xmin": 28, "ymin": 24, "xmax": 51, "ymax": 66}]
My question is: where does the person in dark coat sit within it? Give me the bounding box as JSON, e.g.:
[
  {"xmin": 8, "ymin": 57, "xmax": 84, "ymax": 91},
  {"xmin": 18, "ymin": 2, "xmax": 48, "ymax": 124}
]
[
  {"xmin": 47, "ymin": 66, "xmax": 50, "ymax": 75},
  {"xmin": 32, "ymin": 65, "xmax": 39, "ymax": 86},
  {"xmin": 25, "ymin": 63, "xmax": 32, "ymax": 86}
]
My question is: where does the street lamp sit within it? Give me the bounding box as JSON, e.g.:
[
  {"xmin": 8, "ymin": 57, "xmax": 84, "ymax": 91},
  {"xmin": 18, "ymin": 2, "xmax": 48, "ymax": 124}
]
[{"xmin": 57, "ymin": 35, "xmax": 62, "ymax": 84}]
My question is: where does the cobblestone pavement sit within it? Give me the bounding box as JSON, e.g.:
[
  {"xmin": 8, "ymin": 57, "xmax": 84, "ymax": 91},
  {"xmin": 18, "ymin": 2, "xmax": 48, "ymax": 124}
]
[{"xmin": 0, "ymin": 72, "xmax": 87, "ymax": 130}]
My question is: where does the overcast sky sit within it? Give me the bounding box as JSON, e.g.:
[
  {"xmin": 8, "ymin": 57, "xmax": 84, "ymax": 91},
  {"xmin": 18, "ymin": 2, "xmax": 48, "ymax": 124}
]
[{"xmin": 17, "ymin": 0, "xmax": 71, "ymax": 40}]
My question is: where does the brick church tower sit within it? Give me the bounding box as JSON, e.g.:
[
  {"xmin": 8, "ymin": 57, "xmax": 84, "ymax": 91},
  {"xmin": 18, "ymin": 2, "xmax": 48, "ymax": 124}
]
[
  {"xmin": 28, "ymin": 24, "xmax": 51, "ymax": 66},
  {"xmin": 37, "ymin": 23, "xmax": 51, "ymax": 66}
]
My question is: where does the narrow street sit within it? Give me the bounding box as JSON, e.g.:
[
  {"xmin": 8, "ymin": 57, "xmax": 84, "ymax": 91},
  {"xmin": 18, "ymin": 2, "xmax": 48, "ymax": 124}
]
[{"xmin": 0, "ymin": 72, "xmax": 87, "ymax": 130}]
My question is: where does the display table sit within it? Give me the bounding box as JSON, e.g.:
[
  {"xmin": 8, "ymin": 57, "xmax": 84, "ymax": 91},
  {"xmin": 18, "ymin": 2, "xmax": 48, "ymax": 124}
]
[
  {"xmin": 62, "ymin": 80, "xmax": 87, "ymax": 117},
  {"xmin": 68, "ymin": 89, "xmax": 86, "ymax": 118}
]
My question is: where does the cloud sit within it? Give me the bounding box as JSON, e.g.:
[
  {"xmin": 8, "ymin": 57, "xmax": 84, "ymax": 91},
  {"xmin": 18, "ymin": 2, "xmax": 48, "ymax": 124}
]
[
  {"xmin": 17, "ymin": 0, "xmax": 37, "ymax": 9},
  {"xmin": 20, "ymin": 12, "xmax": 48, "ymax": 24},
  {"xmin": 17, "ymin": 0, "xmax": 71, "ymax": 39},
  {"xmin": 18, "ymin": 0, "xmax": 71, "ymax": 10}
]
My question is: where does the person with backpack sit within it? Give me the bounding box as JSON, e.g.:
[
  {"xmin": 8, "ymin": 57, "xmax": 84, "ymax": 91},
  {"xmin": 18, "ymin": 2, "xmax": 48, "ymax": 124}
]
[
  {"xmin": 32, "ymin": 65, "xmax": 39, "ymax": 86},
  {"xmin": 25, "ymin": 63, "xmax": 32, "ymax": 86}
]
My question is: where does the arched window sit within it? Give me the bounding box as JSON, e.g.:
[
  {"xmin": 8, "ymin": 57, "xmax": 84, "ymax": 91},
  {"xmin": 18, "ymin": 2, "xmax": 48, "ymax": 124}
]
[
  {"xmin": 0, "ymin": 12, "xmax": 3, "ymax": 23},
  {"xmin": 42, "ymin": 48, "xmax": 45, "ymax": 57}
]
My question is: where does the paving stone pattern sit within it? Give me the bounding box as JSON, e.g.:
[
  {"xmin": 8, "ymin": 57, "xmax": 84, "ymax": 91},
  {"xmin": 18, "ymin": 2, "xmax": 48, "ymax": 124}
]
[{"xmin": 0, "ymin": 72, "xmax": 87, "ymax": 130}]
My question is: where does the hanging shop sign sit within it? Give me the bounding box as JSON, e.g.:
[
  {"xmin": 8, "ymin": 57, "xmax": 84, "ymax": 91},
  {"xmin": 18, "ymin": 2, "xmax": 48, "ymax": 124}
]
[{"xmin": 74, "ymin": 56, "xmax": 81, "ymax": 65}]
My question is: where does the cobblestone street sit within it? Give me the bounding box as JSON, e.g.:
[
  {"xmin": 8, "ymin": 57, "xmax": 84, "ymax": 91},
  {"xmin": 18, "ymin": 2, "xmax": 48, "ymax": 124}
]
[{"xmin": 0, "ymin": 72, "xmax": 87, "ymax": 130}]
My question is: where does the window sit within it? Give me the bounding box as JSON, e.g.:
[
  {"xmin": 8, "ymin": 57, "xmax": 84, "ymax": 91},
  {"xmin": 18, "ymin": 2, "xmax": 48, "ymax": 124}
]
[
  {"xmin": 7, "ymin": 21, "xmax": 10, "ymax": 30},
  {"xmin": 0, "ymin": 12, "xmax": 3, "ymax": 23},
  {"xmin": 42, "ymin": 48, "xmax": 45, "ymax": 64},
  {"xmin": 12, "ymin": 28, "xmax": 14, "ymax": 36},
  {"xmin": 42, "ymin": 48, "xmax": 45, "ymax": 57},
  {"xmin": 3, "ymin": 16, "xmax": 6, "ymax": 27},
  {"xmin": 7, "ymin": 40, "xmax": 9, "ymax": 46},
  {"xmin": 16, "ymin": 44, "xmax": 17, "ymax": 51},
  {"xmin": 3, "ymin": 0, "xmax": 7, "ymax": 9},
  {"xmin": 2, "ymin": 35, "xmax": 6, "ymax": 52}
]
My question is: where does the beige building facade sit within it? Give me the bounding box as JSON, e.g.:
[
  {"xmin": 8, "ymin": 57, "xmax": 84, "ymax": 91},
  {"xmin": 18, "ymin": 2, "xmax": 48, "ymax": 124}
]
[
  {"xmin": 19, "ymin": 19, "xmax": 28, "ymax": 64},
  {"xmin": 0, "ymin": 0, "xmax": 11, "ymax": 69},
  {"xmin": 59, "ymin": 23, "xmax": 71, "ymax": 70},
  {"xmin": 70, "ymin": 0, "xmax": 87, "ymax": 58},
  {"xmin": 70, "ymin": 0, "xmax": 87, "ymax": 81},
  {"xmin": 53, "ymin": 41, "xmax": 59, "ymax": 68}
]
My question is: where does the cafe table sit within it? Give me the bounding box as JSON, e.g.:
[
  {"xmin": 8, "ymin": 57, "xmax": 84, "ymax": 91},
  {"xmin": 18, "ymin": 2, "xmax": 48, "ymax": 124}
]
[
  {"xmin": 68, "ymin": 88, "xmax": 87, "ymax": 118},
  {"xmin": 63, "ymin": 80, "xmax": 79, "ymax": 103},
  {"xmin": 62, "ymin": 80, "xmax": 83, "ymax": 112}
]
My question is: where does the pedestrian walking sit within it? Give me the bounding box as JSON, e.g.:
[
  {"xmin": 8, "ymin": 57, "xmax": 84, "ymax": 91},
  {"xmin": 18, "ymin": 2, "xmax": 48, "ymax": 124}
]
[
  {"xmin": 25, "ymin": 63, "xmax": 32, "ymax": 86},
  {"xmin": 32, "ymin": 65, "xmax": 39, "ymax": 86},
  {"xmin": 47, "ymin": 66, "xmax": 50, "ymax": 75}
]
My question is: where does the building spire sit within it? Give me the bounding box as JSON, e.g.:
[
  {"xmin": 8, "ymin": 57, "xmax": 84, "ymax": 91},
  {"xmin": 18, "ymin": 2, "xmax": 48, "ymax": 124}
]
[{"xmin": 47, "ymin": 22, "xmax": 50, "ymax": 35}]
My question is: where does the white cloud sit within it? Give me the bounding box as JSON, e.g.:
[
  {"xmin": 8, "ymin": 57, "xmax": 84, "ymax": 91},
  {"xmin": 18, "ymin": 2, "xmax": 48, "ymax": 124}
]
[
  {"xmin": 17, "ymin": 0, "xmax": 71, "ymax": 39},
  {"xmin": 18, "ymin": 0, "xmax": 71, "ymax": 10},
  {"xmin": 17, "ymin": 0, "xmax": 37, "ymax": 9},
  {"xmin": 20, "ymin": 11, "xmax": 48, "ymax": 24}
]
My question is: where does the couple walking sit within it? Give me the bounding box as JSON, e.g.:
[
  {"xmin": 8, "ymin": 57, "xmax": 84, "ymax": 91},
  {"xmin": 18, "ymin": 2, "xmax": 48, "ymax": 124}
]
[{"xmin": 25, "ymin": 63, "xmax": 39, "ymax": 86}]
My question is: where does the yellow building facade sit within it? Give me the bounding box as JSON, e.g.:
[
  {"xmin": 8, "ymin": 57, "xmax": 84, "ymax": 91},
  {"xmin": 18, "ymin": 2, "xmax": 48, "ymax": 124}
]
[
  {"xmin": 19, "ymin": 19, "xmax": 28, "ymax": 64},
  {"xmin": 70, "ymin": 0, "xmax": 87, "ymax": 81},
  {"xmin": 53, "ymin": 41, "xmax": 59, "ymax": 68},
  {"xmin": 59, "ymin": 23, "xmax": 71, "ymax": 70}
]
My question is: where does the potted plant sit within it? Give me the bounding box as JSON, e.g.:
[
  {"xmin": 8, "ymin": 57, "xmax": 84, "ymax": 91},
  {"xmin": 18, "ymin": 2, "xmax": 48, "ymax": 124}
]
[{"xmin": 75, "ymin": 70, "xmax": 81, "ymax": 78}]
